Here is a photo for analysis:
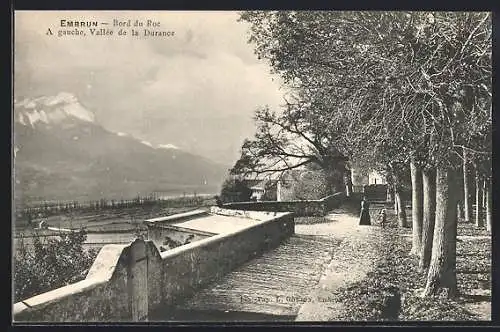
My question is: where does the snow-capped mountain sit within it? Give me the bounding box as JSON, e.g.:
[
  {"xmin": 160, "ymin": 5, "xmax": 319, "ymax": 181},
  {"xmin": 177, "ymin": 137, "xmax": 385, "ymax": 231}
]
[
  {"xmin": 15, "ymin": 92, "xmax": 96, "ymax": 127},
  {"xmin": 157, "ymin": 143, "xmax": 180, "ymax": 150},
  {"xmin": 13, "ymin": 93, "xmax": 228, "ymax": 205}
]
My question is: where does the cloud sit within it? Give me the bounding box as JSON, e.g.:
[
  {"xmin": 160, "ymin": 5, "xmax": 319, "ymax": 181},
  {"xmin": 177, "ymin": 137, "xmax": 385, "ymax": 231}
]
[{"xmin": 14, "ymin": 11, "xmax": 284, "ymax": 164}]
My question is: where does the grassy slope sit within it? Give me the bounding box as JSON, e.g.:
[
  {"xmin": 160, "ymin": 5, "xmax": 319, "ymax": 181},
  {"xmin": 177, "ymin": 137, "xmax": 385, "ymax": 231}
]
[{"xmin": 327, "ymin": 207, "xmax": 491, "ymax": 321}]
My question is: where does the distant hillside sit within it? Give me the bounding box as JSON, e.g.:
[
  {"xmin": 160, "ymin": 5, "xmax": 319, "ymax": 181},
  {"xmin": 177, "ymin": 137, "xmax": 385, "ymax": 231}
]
[{"xmin": 13, "ymin": 92, "xmax": 228, "ymax": 206}]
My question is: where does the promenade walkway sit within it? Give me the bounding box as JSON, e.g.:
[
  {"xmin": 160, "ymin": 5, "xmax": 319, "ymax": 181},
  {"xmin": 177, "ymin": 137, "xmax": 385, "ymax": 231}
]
[{"xmin": 151, "ymin": 205, "xmax": 383, "ymax": 321}]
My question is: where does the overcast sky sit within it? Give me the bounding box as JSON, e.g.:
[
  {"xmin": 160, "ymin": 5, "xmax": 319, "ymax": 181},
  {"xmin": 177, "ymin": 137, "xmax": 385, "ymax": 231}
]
[{"xmin": 14, "ymin": 11, "xmax": 285, "ymax": 165}]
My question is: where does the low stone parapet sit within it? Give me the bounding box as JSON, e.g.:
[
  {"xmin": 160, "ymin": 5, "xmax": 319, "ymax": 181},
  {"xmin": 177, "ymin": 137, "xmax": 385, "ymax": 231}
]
[
  {"xmin": 13, "ymin": 209, "xmax": 295, "ymax": 322},
  {"xmin": 222, "ymin": 192, "xmax": 346, "ymax": 217}
]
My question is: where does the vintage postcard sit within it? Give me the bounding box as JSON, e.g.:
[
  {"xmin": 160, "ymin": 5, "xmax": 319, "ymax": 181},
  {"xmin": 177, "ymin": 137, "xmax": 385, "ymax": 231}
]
[{"xmin": 12, "ymin": 10, "xmax": 492, "ymax": 324}]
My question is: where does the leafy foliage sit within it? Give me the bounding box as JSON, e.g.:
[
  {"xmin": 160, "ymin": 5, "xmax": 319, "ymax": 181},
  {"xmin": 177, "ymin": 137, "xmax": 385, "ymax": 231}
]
[
  {"xmin": 14, "ymin": 229, "xmax": 98, "ymax": 302},
  {"xmin": 286, "ymin": 169, "xmax": 330, "ymax": 200},
  {"xmin": 237, "ymin": 13, "xmax": 490, "ymax": 299},
  {"xmin": 261, "ymin": 181, "xmax": 278, "ymax": 201},
  {"xmin": 238, "ymin": 11, "xmax": 491, "ymax": 178}
]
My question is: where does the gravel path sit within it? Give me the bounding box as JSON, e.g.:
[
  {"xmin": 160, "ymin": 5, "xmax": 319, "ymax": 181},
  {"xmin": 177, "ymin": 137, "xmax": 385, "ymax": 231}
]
[
  {"xmin": 295, "ymin": 211, "xmax": 383, "ymax": 321},
  {"xmin": 295, "ymin": 208, "xmax": 491, "ymax": 322}
]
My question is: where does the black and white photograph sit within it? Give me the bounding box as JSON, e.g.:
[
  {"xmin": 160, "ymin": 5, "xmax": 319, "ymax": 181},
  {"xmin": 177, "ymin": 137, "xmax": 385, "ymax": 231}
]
[{"xmin": 12, "ymin": 10, "xmax": 492, "ymax": 323}]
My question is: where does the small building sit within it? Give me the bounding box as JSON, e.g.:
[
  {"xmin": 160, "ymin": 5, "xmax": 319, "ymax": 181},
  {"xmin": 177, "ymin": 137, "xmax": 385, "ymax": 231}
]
[
  {"xmin": 249, "ymin": 181, "xmax": 265, "ymax": 201},
  {"xmin": 241, "ymin": 174, "xmax": 282, "ymax": 202},
  {"xmin": 249, "ymin": 179, "xmax": 280, "ymax": 201},
  {"xmin": 368, "ymin": 170, "xmax": 387, "ymax": 185},
  {"xmin": 242, "ymin": 168, "xmax": 337, "ymax": 202},
  {"xmin": 350, "ymin": 167, "xmax": 388, "ymax": 201},
  {"xmin": 351, "ymin": 168, "xmax": 387, "ymax": 187}
]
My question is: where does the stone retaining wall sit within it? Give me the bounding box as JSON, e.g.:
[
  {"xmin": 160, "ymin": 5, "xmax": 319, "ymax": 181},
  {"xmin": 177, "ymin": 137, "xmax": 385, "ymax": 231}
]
[
  {"xmin": 222, "ymin": 192, "xmax": 346, "ymax": 217},
  {"xmin": 13, "ymin": 209, "xmax": 294, "ymax": 322}
]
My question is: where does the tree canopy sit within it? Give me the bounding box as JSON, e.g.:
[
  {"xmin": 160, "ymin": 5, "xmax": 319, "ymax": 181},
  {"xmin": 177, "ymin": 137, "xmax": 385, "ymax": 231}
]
[
  {"xmin": 236, "ymin": 10, "xmax": 491, "ymax": 299},
  {"xmin": 236, "ymin": 11, "xmax": 491, "ymax": 181}
]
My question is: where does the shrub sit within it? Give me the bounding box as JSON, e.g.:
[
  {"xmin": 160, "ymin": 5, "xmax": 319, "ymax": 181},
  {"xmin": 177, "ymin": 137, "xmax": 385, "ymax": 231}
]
[
  {"xmin": 261, "ymin": 181, "xmax": 278, "ymax": 201},
  {"xmin": 289, "ymin": 170, "xmax": 330, "ymax": 200},
  {"xmin": 13, "ymin": 229, "xmax": 99, "ymax": 302},
  {"xmin": 220, "ymin": 176, "xmax": 252, "ymax": 203}
]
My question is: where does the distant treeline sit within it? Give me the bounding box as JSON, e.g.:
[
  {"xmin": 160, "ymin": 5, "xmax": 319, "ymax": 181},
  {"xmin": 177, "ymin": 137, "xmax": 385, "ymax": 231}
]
[{"xmin": 17, "ymin": 193, "xmax": 215, "ymax": 222}]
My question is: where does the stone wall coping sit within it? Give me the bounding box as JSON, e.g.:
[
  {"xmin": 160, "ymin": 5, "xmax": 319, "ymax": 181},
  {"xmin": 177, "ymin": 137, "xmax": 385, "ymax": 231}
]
[
  {"xmin": 13, "ymin": 277, "xmax": 108, "ymax": 316},
  {"xmin": 148, "ymin": 223, "xmax": 217, "ymax": 237},
  {"xmin": 86, "ymin": 244, "xmax": 129, "ymax": 280},
  {"xmin": 13, "ymin": 243, "xmax": 133, "ymax": 315},
  {"xmin": 223, "ymin": 192, "xmax": 344, "ymax": 205},
  {"xmin": 209, "ymin": 207, "xmax": 288, "ymax": 220},
  {"xmin": 159, "ymin": 211, "xmax": 294, "ymax": 260},
  {"xmin": 319, "ymin": 192, "xmax": 345, "ymax": 200},
  {"xmin": 224, "ymin": 199, "xmax": 319, "ymax": 204},
  {"xmin": 13, "ymin": 302, "xmax": 29, "ymax": 316},
  {"xmin": 144, "ymin": 209, "xmax": 208, "ymax": 224},
  {"xmin": 14, "ymin": 210, "xmax": 295, "ymax": 319}
]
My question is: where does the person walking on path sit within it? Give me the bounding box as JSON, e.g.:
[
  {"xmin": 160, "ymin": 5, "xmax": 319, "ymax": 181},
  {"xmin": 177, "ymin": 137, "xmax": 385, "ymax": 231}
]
[
  {"xmin": 359, "ymin": 196, "xmax": 371, "ymax": 225},
  {"xmin": 378, "ymin": 208, "xmax": 387, "ymax": 228}
]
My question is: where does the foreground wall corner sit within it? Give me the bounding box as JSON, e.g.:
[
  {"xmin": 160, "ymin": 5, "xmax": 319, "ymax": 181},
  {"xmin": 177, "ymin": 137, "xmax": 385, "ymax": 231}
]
[{"xmin": 86, "ymin": 243, "xmax": 130, "ymax": 281}]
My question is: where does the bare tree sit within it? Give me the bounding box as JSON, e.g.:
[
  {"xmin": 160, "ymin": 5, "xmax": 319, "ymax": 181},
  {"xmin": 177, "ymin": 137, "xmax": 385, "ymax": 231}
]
[{"xmin": 231, "ymin": 102, "xmax": 348, "ymax": 194}]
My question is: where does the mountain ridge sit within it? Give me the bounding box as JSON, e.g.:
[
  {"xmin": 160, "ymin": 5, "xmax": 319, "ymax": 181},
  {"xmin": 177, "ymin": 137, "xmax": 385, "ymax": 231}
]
[{"xmin": 13, "ymin": 93, "xmax": 229, "ymax": 205}]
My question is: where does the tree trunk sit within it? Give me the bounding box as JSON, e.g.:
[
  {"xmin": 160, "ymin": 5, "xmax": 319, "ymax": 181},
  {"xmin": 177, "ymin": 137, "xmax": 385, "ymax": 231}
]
[
  {"xmin": 325, "ymin": 164, "xmax": 345, "ymax": 194},
  {"xmin": 345, "ymin": 172, "xmax": 353, "ymax": 197},
  {"xmin": 463, "ymin": 149, "xmax": 471, "ymax": 222},
  {"xmin": 395, "ymin": 187, "xmax": 408, "ymax": 227},
  {"xmin": 394, "ymin": 184, "xmax": 399, "ymax": 215},
  {"xmin": 482, "ymin": 178, "xmax": 487, "ymax": 213},
  {"xmin": 419, "ymin": 168, "xmax": 436, "ymax": 272},
  {"xmin": 422, "ymin": 166, "xmax": 458, "ymax": 298},
  {"xmin": 475, "ymin": 169, "xmax": 484, "ymax": 228},
  {"xmin": 486, "ymin": 179, "xmax": 492, "ymax": 233},
  {"xmin": 276, "ymin": 180, "xmax": 282, "ymax": 202},
  {"xmin": 457, "ymin": 200, "xmax": 464, "ymax": 220},
  {"xmin": 410, "ymin": 161, "xmax": 424, "ymax": 256}
]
